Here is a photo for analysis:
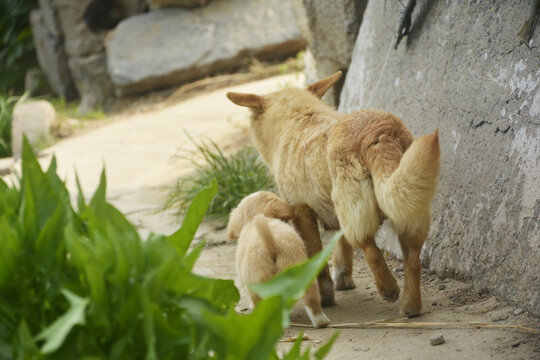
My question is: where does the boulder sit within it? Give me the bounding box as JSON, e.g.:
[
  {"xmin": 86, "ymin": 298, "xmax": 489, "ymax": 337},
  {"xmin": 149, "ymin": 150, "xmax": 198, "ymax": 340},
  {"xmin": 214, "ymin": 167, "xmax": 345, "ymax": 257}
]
[
  {"xmin": 107, "ymin": 0, "xmax": 307, "ymax": 95},
  {"xmin": 303, "ymin": 0, "xmax": 367, "ymax": 105},
  {"xmin": 340, "ymin": 0, "xmax": 540, "ymax": 315},
  {"xmin": 38, "ymin": 0, "xmax": 62, "ymax": 37},
  {"xmin": 52, "ymin": 0, "xmax": 105, "ymax": 57},
  {"xmin": 29, "ymin": 10, "xmax": 78, "ymax": 100},
  {"xmin": 147, "ymin": 0, "xmax": 209, "ymax": 8},
  {"xmin": 11, "ymin": 101, "xmax": 57, "ymax": 159},
  {"xmin": 68, "ymin": 53, "xmax": 115, "ymax": 114}
]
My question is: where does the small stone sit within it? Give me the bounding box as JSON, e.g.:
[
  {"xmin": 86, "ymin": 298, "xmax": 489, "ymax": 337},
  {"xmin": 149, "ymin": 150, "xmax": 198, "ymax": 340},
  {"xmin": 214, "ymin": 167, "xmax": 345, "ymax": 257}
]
[
  {"xmin": 513, "ymin": 308, "xmax": 524, "ymax": 316},
  {"xmin": 432, "ymin": 301, "xmax": 438, "ymax": 306},
  {"xmin": 511, "ymin": 340, "xmax": 522, "ymax": 347},
  {"xmin": 393, "ymin": 265, "xmax": 404, "ymax": 273},
  {"xmin": 429, "ymin": 333, "xmax": 446, "ymax": 346},
  {"xmin": 438, "ymin": 284, "xmax": 446, "ymax": 290},
  {"xmin": 492, "ymin": 313, "xmax": 509, "ymax": 322},
  {"xmin": 353, "ymin": 346, "xmax": 370, "ymax": 352}
]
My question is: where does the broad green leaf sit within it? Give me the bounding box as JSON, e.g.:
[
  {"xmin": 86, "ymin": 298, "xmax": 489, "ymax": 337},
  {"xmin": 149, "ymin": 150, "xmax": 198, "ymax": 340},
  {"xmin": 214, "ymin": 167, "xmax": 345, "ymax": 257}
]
[
  {"xmin": 13, "ymin": 321, "xmax": 39, "ymax": 360},
  {"xmin": 314, "ymin": 332, "xmax": 339, "ymax": 360},
  {"xmin": 183, "ymin": 240, "xmax": 206, "ymax": 271},
  {"xmin": 0, "ymin": 216, "xmax": 20, "ymax": 286},
  {"xmin": 34, "ymin": 205, "xmax": 65, "ymax": 270},
  {"xmin": 21, "ymin": 137, "xmax": 60, "ymax": 229},
  {"xmin": 36, "ymin": 289, "xmax": 89, "ymax": 354},
  {"xmin": 167, "ymin": 180, "xmax": 218, "ymax": 257},
  {"xmin": 203, "ymin": 296, "xmax": 284, "ymax": 360},
  {"xmin": 140, "ymin": 288, "xmax": 158, "ymax": 360},
  {"xmin": 89, "ymin": 169, "xmax": 107, "ymax": 215},
  {"xmin": 75, "ymin": 173, "xmax": 87, "ymax": 214}
]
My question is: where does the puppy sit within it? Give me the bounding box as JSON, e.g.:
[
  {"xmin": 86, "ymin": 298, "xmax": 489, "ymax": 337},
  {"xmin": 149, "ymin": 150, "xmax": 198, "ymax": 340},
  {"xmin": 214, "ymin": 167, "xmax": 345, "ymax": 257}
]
[
  {"xmin": 226, "ymin": 72, "xmax": 440, "ymax": 316},
  {"xmin": 227, "ymin": 191, "xmax": 331, "ymax": 328}
]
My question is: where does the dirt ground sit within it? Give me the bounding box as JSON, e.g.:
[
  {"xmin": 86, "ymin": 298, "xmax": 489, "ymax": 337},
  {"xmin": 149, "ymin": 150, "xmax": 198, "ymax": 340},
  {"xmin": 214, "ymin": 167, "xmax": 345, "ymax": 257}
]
[
  {"xmin": 6, "ymin": 73, "xmax": 538, "ymax": 359},
  {"xmin": 194, "ymin": 228, "xmax": 540, "ymax": 360}
]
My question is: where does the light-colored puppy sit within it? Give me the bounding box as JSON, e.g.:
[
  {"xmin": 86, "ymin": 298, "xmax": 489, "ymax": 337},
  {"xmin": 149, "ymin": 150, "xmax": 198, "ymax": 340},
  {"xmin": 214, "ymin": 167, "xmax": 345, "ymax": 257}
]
[
  {"xmin": 227, "ymin": 191, "xmax": 331, "ymax": 328},
  {"xmin": 226, "ymin": 72, "xmax": 440, "ymax": 316}
]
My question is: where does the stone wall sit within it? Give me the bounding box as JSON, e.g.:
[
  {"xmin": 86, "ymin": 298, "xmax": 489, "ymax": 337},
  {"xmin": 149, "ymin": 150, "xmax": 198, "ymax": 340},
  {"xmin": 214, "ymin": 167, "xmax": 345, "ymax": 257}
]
[{"xmin": 338, "ymin": 0, "xmax": 540, "ymax": 315}]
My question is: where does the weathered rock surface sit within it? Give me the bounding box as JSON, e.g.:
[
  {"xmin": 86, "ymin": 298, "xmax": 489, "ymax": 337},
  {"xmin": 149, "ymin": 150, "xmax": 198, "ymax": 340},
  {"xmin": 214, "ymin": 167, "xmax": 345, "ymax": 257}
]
[
  {"xmin": 107, "ymin": 0, "xmax": 307, "ymax": 95},
  {"xmin": 68, "ymin": 53, "xmax": 115, "ymax": 114},
  {"xmin": 30, "ymin": 9, "xmax": 78, "ymax": 100},
  {"xmin": 340, "ymin": 0, "xmax": 540, "ymax": 315},
  {"xmin": 11, "ymin": 101, "xmax": 57, "ymax": 159},
  {"xmin": 53, "ymin": 0, "xmax": 105, "ymax": 57},
  {"xmin": 303, "ymin": 0, "xmax": 367, "ymax": 105},
  {"xmin": 147, "ymin": 0, "xmax": 208, "ymax": 8}
]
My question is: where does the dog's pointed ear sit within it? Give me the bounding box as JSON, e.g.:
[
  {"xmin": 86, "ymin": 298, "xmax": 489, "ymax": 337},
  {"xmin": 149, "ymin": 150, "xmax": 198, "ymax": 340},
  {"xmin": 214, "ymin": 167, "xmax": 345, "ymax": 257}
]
[
  {"xmin": 226, "ymin": 92, "xmax": 263, "ymax": 110},
  {"xmin": 307, "ymin": 71, "xmax": 343, "ymax": 98}
]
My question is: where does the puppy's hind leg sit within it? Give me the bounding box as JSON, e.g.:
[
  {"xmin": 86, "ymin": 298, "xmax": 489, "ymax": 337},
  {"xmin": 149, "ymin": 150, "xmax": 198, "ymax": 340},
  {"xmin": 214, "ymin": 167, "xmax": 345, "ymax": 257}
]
[
  {"xmin": 331, "ymin": 235, "xmax": 356, "ymax": 290},
  {"xmin": 303, "ymin": 282, "xmax": 331, "ymax": 328}
]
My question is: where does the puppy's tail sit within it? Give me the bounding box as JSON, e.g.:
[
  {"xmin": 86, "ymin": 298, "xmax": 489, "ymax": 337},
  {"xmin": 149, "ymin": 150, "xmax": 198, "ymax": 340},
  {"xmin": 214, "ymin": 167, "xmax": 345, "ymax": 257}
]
[
  {"xmin": 372, "ymin": 130, "xmax": 440, "ymax": 233},
  {"xmin": 253, "ymin": 214, "xmax": 278, "ymax": 257}
]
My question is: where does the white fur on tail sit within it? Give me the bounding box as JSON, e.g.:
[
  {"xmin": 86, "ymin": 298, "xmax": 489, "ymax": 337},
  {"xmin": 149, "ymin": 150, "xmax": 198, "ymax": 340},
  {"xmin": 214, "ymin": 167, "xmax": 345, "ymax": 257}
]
[
  {"xmin": 373, "ymin": 131, "xmax": 440, "ymax": 234},
  {"xmin": 253, "ymin": 214, "xmax": 278, "ymax": 256}
]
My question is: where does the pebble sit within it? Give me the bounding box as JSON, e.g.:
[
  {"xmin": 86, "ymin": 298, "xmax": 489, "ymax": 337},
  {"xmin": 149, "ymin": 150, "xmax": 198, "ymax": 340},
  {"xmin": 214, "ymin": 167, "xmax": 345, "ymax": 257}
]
[
  {"xmin": 429, "ymin": 333, "xmax": 446, "ymax": 346},
  {"xmin": 432, "ymin": 301, "xmax": 438, "ymax": 306},
  {"xmin": 511, "ymin": 340, "xmax": 522, "ymax": 348},
  {"xmin": 513, "ymin": 308, "xmax": 524, "ymax": 316},
  {"xmin": 353, "ymin": 346, "xmax": 370, "ymax": 352},
  {"xmin": 438, "ymin": 284, "xmax": 446, "ymax": 290},
  {"xmin": 492, "ymin": 313, "xmax": 509, "ymax": 322},
  {"xmin": 394, "ymin": 265, "xmax": 404, "ymax": 273}
]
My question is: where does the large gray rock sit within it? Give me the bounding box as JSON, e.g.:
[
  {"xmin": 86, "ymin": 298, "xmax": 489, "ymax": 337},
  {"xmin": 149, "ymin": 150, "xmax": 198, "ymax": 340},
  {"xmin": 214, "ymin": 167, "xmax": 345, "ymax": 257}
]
[
  {"xmin": 340, "ymin": 0, "xmax": 540, "ymax": 315},
  {"xmin": 303, "ymin": 0, "xmax": 367, "ymax": 105},
  {"xmin": 69, "ymin": 53, "xmax": 115, "ymax": 114},
  {"xmin": 38, "ymin": 0, "xmax": 62, "ymax": 37},
  {"xmin": 107, "ymin": 0, "xmax": 307, "ymax": 95},
  {"xmin": 30, "ymin": 10, "xmax": 78, "ymax": 100},
  {"xmin": 11, "ymin": 101, "xmax": 57, "ymax": 159},
  {"xmin": 147, "ymin": 0, "xmax": 208, "ymax": 8},
  {"xmin": 52, "ymin": 0, "xmax": 105, "ymax": 57}
]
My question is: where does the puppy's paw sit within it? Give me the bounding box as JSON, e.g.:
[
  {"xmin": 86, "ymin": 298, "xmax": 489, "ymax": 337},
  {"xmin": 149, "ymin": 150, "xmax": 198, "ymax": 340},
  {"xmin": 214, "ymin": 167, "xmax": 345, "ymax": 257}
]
[
  {"xmin": 306, "ymin": 308, "xmax": 331, "ymax": 328},
  {"xmin": 333, "ymin": 271, "xmax": 356, "ymax": 291}
]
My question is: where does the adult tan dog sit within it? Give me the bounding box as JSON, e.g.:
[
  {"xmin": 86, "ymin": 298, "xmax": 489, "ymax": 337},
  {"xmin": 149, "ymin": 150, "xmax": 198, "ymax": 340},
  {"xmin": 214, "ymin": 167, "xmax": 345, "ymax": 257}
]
[
  {"xmin": 227, "ymin": 191, "xmax": 331, "ymax": 328},
  {"xmin": 226, "ymin": 72, "xmax": 440, "ymax": 316}
]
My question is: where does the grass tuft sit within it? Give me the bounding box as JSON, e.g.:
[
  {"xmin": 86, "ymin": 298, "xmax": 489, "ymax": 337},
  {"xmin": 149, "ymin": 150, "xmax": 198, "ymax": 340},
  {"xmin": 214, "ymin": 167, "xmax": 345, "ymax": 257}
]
[
  {"xmin": 0, "ymin": 92, "xmax": 28, "ymax": 157},
  {"xmin": 165, "ymin": 139, "xmax": 275, "ymax": 218}
]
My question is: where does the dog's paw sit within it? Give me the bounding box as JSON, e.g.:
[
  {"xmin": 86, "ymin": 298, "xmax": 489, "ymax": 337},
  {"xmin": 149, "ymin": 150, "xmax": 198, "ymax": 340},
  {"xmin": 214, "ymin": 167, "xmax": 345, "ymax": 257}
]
[
  {"xmin": 333, "ymin": 272, "xmax": 356, "ymax": 291},
  {"xmin": 306, "ymin": 308, "xmax": 331, "ymax": 329},
  {"xmin": 319, "ymin": 278, "xmax": 336, "ymax": 306},
  {"xmin": 399, "ymin": 297, "xmax": 422, "ymax": 316},
  {"xmin": 378, "ymin": 279, "xmax": 400, "ymax": 303}
]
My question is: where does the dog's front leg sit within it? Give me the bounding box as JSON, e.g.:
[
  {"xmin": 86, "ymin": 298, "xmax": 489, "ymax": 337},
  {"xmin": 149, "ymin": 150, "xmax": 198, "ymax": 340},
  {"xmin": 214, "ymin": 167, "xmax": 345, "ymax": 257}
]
[{"xmin": 293, "ymin": 204, "xmax": 336, "ymax": 306}]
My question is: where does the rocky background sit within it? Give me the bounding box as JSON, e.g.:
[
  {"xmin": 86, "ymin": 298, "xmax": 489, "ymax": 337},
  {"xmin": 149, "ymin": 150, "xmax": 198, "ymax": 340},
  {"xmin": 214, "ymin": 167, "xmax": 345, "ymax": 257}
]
[
  {"xmin": 29, "ymin": 0, "xmax": 539, "ymax": 317},
  {"xmin": 333, "ymin": 0, "xmax": 539, "ymax": 316},
  {"xmin": 30, "ymin": 0, "xmax": 307, "ymax": 112}
]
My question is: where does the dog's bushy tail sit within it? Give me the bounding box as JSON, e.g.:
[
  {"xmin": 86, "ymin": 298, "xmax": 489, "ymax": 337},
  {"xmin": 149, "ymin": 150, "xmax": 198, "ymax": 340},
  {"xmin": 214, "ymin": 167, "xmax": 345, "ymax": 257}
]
[
  {"xmin": 253, "ymin": 214, "xmax": 278, "ymax": 256},
  {"xmin": 372, "ymin": 130, "xmax": 440, "ymax": 233}
]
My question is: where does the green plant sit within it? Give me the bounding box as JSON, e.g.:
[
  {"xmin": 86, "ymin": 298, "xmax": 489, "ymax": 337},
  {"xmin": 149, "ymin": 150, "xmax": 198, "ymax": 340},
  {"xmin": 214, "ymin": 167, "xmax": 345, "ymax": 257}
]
[
  {"xmin": 50, "ymin": 97, "xmax": 106, "ymax": 120},
  {"xmin": 0, "ymin": 0, "xmax": 39, "ymax": 93},
  {"xmin": 165, "ymin": 139, "xmax": 275, "ymax": 218},
  {"xmin": 0, "ymin": 138, "xmax": 339, "ymax": 359},
  {"xmin": 0, "ymin": 92, "xmax": 28, "ymax": 157}
]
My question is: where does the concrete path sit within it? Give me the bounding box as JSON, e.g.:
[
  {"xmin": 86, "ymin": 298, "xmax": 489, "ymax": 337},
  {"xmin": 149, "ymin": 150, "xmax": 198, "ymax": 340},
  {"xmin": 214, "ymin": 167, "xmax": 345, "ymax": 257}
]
[{"xmin": 40, "ymin": 74, "xmax": 303, "ymax": 237}]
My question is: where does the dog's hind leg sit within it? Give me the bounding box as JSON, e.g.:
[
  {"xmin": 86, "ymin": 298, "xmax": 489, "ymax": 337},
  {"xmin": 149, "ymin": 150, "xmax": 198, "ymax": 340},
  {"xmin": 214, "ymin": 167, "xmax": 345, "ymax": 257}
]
[
  {"xmin": 332, "ymin": 172, "xmax": 399, "ymax": 301},
  {"xmin": 293, "ymin": 204, "xmax": 336, "ymax": 306},
  {"xmin": 398, "ymin": 221, "xmax": 429, "ymax": 316},
  {"xmin": 331, "ymin": 236, "xmax": 356, "ymax": 290}
]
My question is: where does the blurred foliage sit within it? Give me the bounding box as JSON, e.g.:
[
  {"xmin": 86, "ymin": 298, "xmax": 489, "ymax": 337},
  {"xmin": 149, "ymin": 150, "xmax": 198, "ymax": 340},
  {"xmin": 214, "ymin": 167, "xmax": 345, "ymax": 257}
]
[
  {"xmin": 0, "ymin": 139, "xmax": 338, "ymax": 359},
  {"xmin": 0, "ymin": 0, "xmax": 39, "ymax": 93},
  {"xmin": 165, "ymin": 138, "xmax": 275, "ymax": 219},
  {"xmin": 50, "ymin": 97, "xmax": 106, "ymax": 120}
]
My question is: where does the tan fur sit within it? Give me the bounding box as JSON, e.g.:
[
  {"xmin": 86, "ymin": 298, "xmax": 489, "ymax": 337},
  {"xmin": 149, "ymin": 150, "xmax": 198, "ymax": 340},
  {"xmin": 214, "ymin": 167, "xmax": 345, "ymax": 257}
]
[
  {"xmin": 227, "ymin": 192, "xmax": 331, "ymax": 328},
  {"xmin": 226, "ymin": 72, "xmax": 441, "ymax": 316}
]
